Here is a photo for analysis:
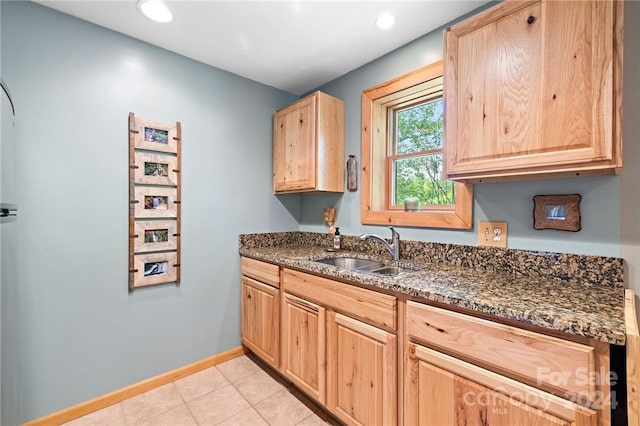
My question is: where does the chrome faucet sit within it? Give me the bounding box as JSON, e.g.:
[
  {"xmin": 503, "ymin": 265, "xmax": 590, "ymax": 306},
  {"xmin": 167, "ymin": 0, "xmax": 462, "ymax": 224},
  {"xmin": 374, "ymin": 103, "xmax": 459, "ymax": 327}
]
[{"xmin": 359, "ymin": 226, "xmax": 400, "ymax": 261}]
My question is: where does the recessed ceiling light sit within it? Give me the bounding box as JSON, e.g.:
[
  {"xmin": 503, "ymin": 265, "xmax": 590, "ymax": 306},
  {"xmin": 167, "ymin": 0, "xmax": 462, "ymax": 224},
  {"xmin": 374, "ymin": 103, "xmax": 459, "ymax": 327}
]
[
  {"xmin": 375, "ymin": 13, "xmax": 395, "ymax": 30},
  {"xmin": 137, "ymin": 0, "xmax": 173, "ymax": 23}
]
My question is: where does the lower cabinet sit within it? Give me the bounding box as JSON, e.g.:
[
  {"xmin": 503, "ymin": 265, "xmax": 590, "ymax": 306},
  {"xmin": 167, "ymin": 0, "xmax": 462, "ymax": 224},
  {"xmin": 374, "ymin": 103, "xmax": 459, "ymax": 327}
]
[
  {"xmin": 327, "ymin": 311, "xmax": 397, "ymax": 426},
  {"xmin": 241, "ymin": 258, "xmax": 608, "ymax": 426},
  {"xmin": 406, "ymin": 342, "xmax": 598, "ymax": 426},
  {"xmin": 241, "ymin": 276, "xmax": 279, "ymax": 367},
  {"xmin": 281, "ymin": 268, "xmax": 398, "ymax": 425},
  {"xmin": 241, "ymin": 257, "xmax": 281, "ymax": 368},
  {"xmin": 281, "ymin": 292, "xmax": 326, "ymax": 404}
]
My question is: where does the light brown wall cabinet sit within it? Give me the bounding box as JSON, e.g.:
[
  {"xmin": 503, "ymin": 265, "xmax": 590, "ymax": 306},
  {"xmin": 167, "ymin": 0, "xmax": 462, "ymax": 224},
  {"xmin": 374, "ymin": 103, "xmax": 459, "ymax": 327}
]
[
  {"xmin": 240, "ymin": 257, "xmax": 280, "ymax": 367},
  {"xmin": 444, "ymin": 0, "xmax": 623, "ymax": 182},
  {"xmin": 273, "ymin": 91, "xmax": 345, "ymax": 193}
]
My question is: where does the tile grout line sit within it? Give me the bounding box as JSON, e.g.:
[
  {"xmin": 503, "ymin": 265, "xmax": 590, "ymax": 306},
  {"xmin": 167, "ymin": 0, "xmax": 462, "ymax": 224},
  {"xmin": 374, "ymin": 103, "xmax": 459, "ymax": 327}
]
[
  {"xmin": 242, "ymin": 355, "xmax": 336, "ymax": 425},
  {"xmin": 133, "ymin": 382, "xmax": 184, "ymax": 425},
  {"xmin": 69, "ymin": 356, "xmax": 331, "ymax": 426},
  {"xmin": 218, "ymin": 383, "xmax": 253, "ymax": 425},
  {"xmin": 224, "ymin": 356, "xmax": 320, "ymax": 426},
  {"xmin": 227, "ymin": 358, "xmax": 255, "ymax": 419},
  {"xmin": 224, "ymin": 359, "xmax": 273, "ymax": 426},
  {"xmin": 115, "ymin": 403, "xmax": 126, "ymax": 426},
  {"xmin": 173, "ymin": 374, "xmax": 200, "ymax": 426}
]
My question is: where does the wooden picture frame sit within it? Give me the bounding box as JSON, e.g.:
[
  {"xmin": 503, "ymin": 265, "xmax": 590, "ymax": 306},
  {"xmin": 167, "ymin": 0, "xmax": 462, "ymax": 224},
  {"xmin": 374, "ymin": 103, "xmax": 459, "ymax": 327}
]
[
  {"xmin": 132, "ymin": 252, "xmax": 178, "ymax": 288},
  {"xmin": 134, "ymin": 152, "xmax": 178, "ymax": 186},
  {"xmin": 133, "ymin": 186, "xmax": 178, "ymax": 219},
  {"xmin": 131, "ymin": 116, "xmax": 178, "ymax": 154},
  {"xmin": 129, "ymin": 113, "xmax": 181, "ymax": 291},
  {"xmin": 533, "ymin": 194, "xmax": 581, "ymax": 232},
  {"xmin": 134, "ymin": 220, "xmax": 178, "ymax": 253}
]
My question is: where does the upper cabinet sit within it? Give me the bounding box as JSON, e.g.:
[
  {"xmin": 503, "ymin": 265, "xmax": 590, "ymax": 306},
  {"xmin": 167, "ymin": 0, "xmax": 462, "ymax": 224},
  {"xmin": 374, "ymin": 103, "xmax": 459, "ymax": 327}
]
[
  {"xmin": 273, "ymin": 91, "xmax": 345, "ymax": 193},
  {"xmin": 444, "ymin": 0, "xmax": 623, "ymax": 182}
]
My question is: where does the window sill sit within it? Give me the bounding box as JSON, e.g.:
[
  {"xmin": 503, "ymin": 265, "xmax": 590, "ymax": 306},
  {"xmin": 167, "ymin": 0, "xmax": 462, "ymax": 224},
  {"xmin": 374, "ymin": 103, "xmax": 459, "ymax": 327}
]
[{"xmin": 361, "ymin": 183, "xmax": 473, "ymax": 230}]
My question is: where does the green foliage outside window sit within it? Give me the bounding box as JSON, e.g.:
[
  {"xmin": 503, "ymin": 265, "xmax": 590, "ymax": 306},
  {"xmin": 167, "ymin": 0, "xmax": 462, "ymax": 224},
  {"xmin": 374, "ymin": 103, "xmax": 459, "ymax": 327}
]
[{"xmin": 393, "ymin": 98, "xmax": 454, "ymax": 206}]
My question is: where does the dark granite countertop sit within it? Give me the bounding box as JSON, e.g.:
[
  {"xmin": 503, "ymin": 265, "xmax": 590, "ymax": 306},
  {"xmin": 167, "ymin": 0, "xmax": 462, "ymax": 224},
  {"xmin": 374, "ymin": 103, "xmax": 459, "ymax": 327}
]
[{"xmin": 239, "ymin": 239, "xmax": 626, "ymax": 346}]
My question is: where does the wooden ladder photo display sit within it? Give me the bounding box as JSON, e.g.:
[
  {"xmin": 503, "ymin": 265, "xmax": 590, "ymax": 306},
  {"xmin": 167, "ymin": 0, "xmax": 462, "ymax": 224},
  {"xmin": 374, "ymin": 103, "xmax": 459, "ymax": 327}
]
[{"xmin": 128, "ymin": 112, "xmax": 181, "ymax": 291}]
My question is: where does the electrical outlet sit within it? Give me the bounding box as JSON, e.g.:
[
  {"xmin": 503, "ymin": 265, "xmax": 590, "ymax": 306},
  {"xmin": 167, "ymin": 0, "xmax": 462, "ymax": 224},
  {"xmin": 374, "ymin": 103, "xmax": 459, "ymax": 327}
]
[{"xmin": 478, "ymin": 221, "xmax": 508, "ymax": 248}]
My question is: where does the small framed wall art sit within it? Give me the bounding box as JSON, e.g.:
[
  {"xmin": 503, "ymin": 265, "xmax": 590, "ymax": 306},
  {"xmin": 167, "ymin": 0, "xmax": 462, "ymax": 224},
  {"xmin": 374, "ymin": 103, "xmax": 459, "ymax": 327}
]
[
  {"xmin": 133, "ymin": 186, "xmax": 179, "ymax": 219},
  {"xmin": 132, "ymin": 252, "xmax": 179, "ymax": 288},
  {"xmin": 134, "ymin": 220, "xmax": 178, "ymax": 253},
  {"xmin": 129, "ymin": 113, "xmax": 181, "ymax": 291},
  {"xmin": 134, "ymin": 152, "xmax": 178, "ymax": 186},
  {"xmin": 131, "ymin": 117, "xmax": 179, "ymax": 154},
  {"xmin": 533, "ymin": 194, "xmax": 581, "ymax": 232}
]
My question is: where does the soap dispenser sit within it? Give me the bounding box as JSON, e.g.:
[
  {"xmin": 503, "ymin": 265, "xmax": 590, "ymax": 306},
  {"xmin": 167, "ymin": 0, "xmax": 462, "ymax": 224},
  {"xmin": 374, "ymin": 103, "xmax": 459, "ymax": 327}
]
[{"xmin": 333, "ymin": 227, "xmax": 342, "ymax": 250}]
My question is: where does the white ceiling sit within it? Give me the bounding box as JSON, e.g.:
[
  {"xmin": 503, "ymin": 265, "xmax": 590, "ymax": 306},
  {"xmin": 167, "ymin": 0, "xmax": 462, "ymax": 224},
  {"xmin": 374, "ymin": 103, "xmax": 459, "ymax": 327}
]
[{"xmin": 36, "ymin": 0, "xmax": 488, "ymax": 95}]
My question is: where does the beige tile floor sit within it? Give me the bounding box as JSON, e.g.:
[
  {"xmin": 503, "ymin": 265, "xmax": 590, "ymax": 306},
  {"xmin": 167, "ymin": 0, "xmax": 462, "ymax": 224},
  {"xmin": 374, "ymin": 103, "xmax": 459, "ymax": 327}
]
[{"xmin": 64, "ymin": 354, "xmax": 341, "ymax": 426}]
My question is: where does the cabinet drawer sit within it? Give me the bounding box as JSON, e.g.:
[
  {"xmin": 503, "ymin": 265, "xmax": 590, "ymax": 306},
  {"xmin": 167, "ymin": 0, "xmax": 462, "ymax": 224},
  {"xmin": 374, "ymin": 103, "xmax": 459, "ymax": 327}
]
[
  {"xmin": 241, "ymin": 257, "xmax": 280, "ymax": 287},
  {"xmin": 407, "ymin": 301, "xmax": 595, "ymax": 399},
  {"xmin": 283, "ymin": 268, "xmax": 396, "ymax": 330},
  {"xmin": 409, "ymin": 343, "xmax": 597, "ymax": 425}
]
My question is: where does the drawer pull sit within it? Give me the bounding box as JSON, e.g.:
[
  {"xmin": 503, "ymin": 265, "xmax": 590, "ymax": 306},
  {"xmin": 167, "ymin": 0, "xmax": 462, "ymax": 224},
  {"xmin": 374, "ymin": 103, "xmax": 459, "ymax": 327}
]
[
  {"xmin": 424, "ymin": 322, "xmax": 446, "ymax": 334},
  {"xmin": 286, "ymin": 294, "xmax": 319, "ymax": 314}
]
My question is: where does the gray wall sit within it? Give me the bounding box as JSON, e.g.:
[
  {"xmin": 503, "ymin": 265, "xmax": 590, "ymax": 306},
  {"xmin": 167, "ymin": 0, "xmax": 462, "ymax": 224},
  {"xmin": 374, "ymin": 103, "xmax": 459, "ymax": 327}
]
[
  {"xmin": 306, "ymin": 5, "xmax": 625, "ymax": 258},
  {"xmin": 0, "ymin": 2, "xmax": 298, "ymax": 423}
]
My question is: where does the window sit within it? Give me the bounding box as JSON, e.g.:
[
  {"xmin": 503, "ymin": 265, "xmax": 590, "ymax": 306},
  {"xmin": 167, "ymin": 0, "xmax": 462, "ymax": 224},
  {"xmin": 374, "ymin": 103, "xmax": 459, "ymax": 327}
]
[
  {"xmin": 361, "ymin": 61, "xmax": 473, "ymax": 229},
  {"xmin": 389, "ymin": 95, "xmax": 454, "ymax": 209}
]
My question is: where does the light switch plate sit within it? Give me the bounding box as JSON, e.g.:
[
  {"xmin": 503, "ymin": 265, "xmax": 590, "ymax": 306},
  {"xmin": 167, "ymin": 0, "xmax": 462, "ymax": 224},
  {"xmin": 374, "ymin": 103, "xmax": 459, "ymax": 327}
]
[{"xmin": 478, "ymin": 221, "xmax": 508, "ymax": 248}]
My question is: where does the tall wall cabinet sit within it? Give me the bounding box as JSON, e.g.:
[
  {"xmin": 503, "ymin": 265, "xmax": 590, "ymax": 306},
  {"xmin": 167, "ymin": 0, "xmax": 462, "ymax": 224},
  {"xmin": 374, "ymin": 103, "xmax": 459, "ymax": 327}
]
[
  {"xmin": 273, "ymin": 91, "xmax": 345, "ymax": 193},
  {"xmin": 444, "ymin": 0, "xmax": 623, "ymax": 181}
]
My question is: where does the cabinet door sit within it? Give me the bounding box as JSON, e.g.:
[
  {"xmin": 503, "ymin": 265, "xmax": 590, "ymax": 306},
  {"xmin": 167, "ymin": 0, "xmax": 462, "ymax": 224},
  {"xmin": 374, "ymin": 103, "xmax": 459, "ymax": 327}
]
[
  {"xmin": 327, "ymin": 311, "xmax": 397, "ymax": 426},
  {"xmin": 241, "ymin": 277, "xmax": 279, "ymax": 367},
  {"xmin": 273, "ymin": 96, "xmax": 316, "ymax": 192},
  {"xmin": 445, "ymin": 0, "xmax": 620, "ymax": 180},
  {"xmin": 406, "ymin": 343, "xmax": 597, "ymax": 426},
  {"xmin": 281, "ymin": 293, "xmax": 326, "ymax": 404}
]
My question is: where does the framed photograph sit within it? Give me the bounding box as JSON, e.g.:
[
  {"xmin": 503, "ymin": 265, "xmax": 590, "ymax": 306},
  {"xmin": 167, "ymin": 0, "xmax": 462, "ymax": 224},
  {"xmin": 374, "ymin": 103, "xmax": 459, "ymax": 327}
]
[
  {"xmin": 134, "ymin": 220, "xmax": 178, "ymax": 253},
  {"xmin": 132, "ymin": 116, "xmax": 178, "ymax": 154},
  {"xmin": 133, "ymin": 186, "xmax": 178, "ymax": 219},
  {"xmin": 134, "ymin": 152, "xmax": 178, "ymax": 186},
  {"xmin": 132, "ymin": 252, "xmax": 178, "ymax": 288},
  {"xmin": 129, "ymin": 113, "xmax": 181, "ymax": 291},
  {"xmin": 533, "ymin": 194, "xmax": 581, "ymax": 232}
]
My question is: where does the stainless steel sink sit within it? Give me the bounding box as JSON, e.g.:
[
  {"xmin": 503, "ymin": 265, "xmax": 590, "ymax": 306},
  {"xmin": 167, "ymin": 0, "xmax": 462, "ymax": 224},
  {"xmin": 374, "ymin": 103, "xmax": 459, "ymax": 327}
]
[
  {"xmin": 315, "ymin": 257, "xmax": 385, "ymax": 270},
  {"xmin": 368, "ymin": 266, "xmax": 410, "ymax": 276},
  {"xmin": 314, "ymin": 257, "xmax": 414, "ymax": 276}
]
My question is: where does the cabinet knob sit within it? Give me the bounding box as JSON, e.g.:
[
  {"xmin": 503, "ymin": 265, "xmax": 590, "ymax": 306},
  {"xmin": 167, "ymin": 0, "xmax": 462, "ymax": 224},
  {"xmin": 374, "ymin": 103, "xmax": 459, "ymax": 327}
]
[
  {"xmin": 527, "ymin": 15, "xmax": 536, "ymax": 25},
  {"xmin": 247, "ymin": 294, "xmax": 252, "ymax": 300}
]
